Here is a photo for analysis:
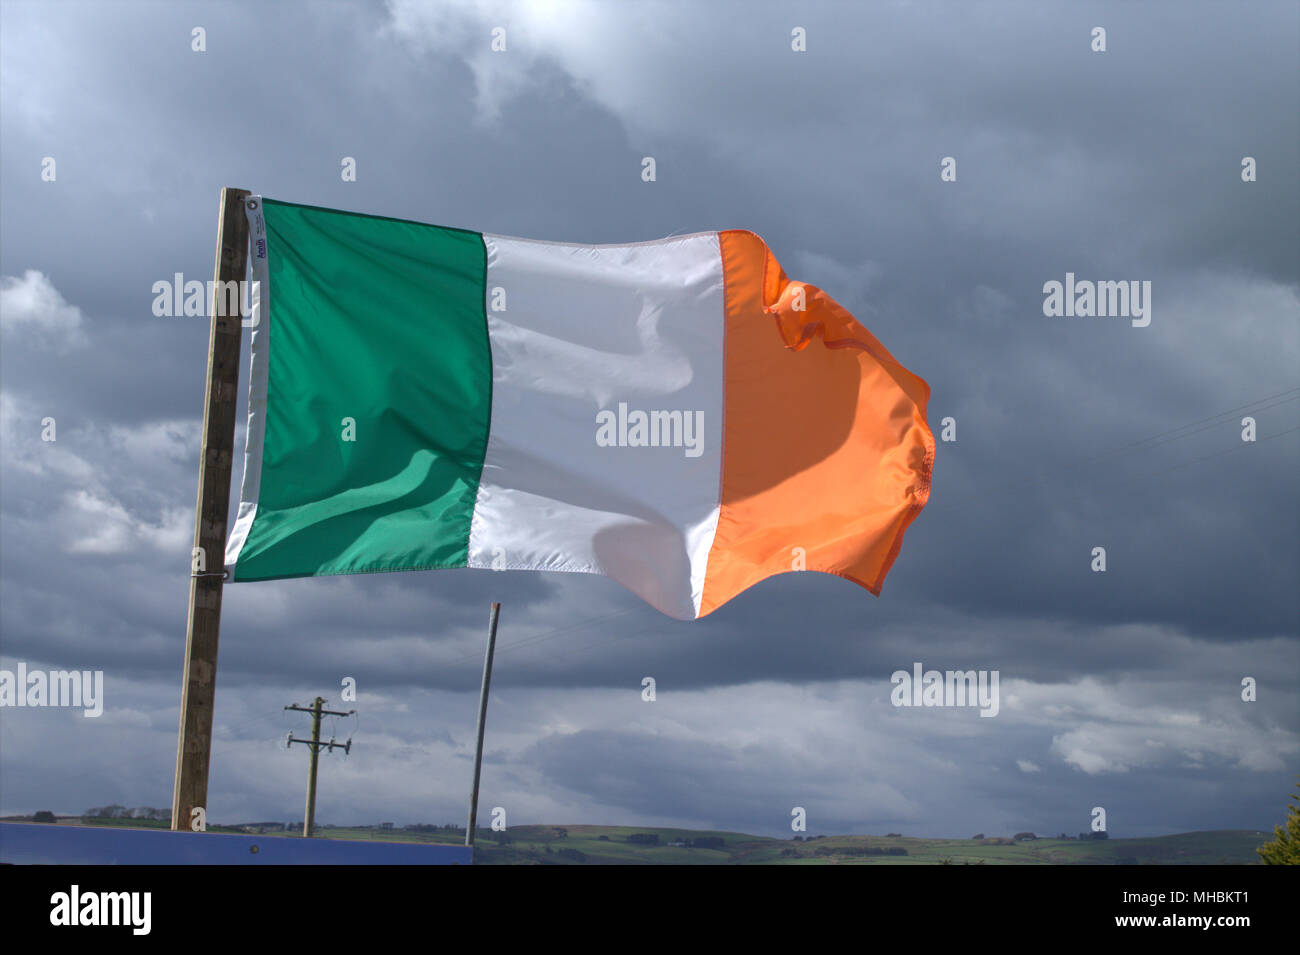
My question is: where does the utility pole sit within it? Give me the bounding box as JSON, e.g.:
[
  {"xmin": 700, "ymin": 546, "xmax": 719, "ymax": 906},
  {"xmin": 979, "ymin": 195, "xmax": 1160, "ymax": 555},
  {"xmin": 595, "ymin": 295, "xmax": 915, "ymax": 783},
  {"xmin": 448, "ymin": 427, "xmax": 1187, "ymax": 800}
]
[
  {"xmin": 465, "ymin": 602, "xmax": 501, "ymax": 848},
  {"xmin": 285, "ymin": 697, "xmax": 354, "ymax": 837}
]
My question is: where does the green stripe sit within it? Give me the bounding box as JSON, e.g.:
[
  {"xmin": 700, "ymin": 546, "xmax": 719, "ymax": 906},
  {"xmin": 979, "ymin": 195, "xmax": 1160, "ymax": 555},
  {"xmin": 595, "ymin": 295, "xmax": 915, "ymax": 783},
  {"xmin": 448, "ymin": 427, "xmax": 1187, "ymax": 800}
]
[{"xmin": 232, "ymin": 199, "xmax": 491, "ymax": 580}]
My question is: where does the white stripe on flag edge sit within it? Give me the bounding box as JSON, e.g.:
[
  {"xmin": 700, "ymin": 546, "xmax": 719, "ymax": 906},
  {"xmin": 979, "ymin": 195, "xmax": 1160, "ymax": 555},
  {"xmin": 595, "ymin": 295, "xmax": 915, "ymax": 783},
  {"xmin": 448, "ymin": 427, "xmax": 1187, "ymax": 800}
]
[{"xmin": 223, "ymin": 195, "xmax": 271, "ymax": 579}]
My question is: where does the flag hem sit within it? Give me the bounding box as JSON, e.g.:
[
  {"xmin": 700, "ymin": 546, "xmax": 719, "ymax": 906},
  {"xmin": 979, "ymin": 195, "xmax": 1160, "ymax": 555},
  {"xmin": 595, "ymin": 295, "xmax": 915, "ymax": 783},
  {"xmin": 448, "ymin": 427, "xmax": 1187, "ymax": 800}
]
[{"xmin": 223, "ymin": 195, "xmax": 271, "ymax": 580}]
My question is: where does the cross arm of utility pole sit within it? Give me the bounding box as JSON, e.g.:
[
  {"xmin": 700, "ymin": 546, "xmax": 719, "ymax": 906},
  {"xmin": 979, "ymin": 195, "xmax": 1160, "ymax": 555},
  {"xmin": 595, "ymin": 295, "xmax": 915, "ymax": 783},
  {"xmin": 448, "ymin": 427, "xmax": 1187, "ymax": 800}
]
[
  {"xmin": 285, "ymin": 704, "xmax": 355, "ymax": 717},
  {"xmin": 287, "ymin": 735, "xmax": 352, "ymax": 754}
]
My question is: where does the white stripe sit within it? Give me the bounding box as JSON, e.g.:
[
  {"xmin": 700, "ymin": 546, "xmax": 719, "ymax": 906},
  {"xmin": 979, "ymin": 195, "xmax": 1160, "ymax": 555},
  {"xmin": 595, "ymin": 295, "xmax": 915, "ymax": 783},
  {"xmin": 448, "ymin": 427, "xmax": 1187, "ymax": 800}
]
[
  {"xmin": 469, "ymin": 232, "xmax": 725, "ymax": 619},
  {"xmin": 223, "ymin": 196, "xmax": 271, "ymax": 577}
]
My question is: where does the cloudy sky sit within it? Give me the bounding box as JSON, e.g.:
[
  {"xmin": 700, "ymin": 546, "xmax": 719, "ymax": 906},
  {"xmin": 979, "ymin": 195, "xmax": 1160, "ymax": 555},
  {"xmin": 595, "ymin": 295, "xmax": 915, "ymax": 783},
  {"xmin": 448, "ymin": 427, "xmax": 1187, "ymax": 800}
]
[{"xmin": 1, "ymin": 0, "xmax": 1296, "ymax": 840}]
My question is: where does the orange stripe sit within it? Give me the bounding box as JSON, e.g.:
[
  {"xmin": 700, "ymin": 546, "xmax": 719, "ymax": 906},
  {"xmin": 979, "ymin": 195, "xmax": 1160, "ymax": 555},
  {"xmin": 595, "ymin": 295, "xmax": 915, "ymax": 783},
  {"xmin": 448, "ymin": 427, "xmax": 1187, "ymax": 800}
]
[{"xmin": 699, "ymin": 230, "xmax": 934, "ymax": 617}]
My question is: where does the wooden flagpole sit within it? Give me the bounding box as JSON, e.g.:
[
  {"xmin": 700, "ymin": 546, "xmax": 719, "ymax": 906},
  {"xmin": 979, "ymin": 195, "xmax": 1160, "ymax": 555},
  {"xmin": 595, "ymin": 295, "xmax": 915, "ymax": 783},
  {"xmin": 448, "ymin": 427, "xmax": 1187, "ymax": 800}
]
[{"xmin": 171, "ymin": 187, "xmax": 251, "ymax": 831}]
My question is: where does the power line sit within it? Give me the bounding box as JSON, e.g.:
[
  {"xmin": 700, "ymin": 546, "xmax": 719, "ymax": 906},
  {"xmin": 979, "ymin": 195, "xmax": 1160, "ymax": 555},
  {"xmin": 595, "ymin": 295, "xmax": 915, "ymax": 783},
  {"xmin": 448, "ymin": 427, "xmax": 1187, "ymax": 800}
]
[
  {"xmin": 1099, "ymin": 387, "xmax": 1297, "ymax": 454},
  {"xmin": 413, "ymin": 394, "xmax": 1298, "ymax": 673},
  {"xmin": 930, "ymin": 388, "xmax": 1298, "ymax": 509},
  {"xmin": 500, "ymin": 431, "xmax": 1300, "ymax": 670},
  {"xmin": 1106, "ymin": 424, "xmax": 1299, "ymax": 490},
  {"xmin": 1099, "ymin": 394, "xmax": 1296, "ymax": 457}
]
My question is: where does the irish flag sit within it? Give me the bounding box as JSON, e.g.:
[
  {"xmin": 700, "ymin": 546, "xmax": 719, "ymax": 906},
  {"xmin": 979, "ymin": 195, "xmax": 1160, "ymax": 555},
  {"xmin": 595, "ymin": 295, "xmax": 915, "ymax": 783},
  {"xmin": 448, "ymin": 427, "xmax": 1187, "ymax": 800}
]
[{"xmin": 225, "ymin": 197, "xmax": 934, "ymax": 619}]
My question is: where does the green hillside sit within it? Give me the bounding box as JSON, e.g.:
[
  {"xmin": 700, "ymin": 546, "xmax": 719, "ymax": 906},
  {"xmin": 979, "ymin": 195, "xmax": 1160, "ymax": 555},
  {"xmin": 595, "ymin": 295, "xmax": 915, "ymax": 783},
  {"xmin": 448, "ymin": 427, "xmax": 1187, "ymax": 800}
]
[
  {"xmin": 12, "ymin": 816, "xmax": 1269, "ymax": 864},
  {"xmin": 311, "ymin": 824, "xmax": 1270, "ymax": 865}
]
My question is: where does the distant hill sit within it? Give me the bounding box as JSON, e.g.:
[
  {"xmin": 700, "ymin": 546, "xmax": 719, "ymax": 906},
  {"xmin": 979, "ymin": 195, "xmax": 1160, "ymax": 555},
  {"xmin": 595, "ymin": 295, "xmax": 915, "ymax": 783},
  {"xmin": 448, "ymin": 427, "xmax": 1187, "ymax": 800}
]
[
  {"xmin": 9, "ymin": 815, "xmax": 1268, "ymax": 863},
  {"xmin": 307, "ymin": 824, "xmax": 1270, "ymax": 865}
]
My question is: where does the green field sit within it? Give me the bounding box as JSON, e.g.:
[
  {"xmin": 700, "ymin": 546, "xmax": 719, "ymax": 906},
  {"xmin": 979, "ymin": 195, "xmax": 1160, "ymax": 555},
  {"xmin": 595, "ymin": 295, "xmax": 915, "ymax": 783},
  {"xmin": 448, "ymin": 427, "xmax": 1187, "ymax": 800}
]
[
  {"xmin": 17, "ymin": 817, "xmax": 1271, "ymax": 864},
  {"xmin": 313, "ymin": 824, "xmax": 1270, "ymax": 865}
]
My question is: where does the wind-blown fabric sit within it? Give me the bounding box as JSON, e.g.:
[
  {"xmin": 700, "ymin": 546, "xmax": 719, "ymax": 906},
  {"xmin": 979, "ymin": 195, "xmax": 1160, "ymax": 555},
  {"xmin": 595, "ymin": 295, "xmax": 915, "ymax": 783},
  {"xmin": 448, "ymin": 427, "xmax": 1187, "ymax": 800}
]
[{"xmin": 225, "ymin": 197, "xmax": 934, "ymax": 619}]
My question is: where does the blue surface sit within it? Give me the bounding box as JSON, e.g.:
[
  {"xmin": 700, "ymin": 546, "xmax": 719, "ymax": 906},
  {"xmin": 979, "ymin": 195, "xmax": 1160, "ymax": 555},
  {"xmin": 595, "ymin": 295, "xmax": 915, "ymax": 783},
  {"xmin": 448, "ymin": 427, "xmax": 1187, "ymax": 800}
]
[{"xmin": 0, "ymin": 822, "xmax": 472, "ymax": 865}]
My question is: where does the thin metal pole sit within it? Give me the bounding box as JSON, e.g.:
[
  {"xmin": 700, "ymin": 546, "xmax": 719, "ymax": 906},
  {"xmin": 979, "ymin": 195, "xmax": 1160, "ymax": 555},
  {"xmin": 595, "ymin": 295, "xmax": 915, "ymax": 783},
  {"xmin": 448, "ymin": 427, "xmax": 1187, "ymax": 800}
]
[
  {"xmin": 304, "ymin": 697, "xmax": 323, "ymax": 837},
  {"xmin": 465, "ymin": 603, "xmax": 501, "ymax": 847}
]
